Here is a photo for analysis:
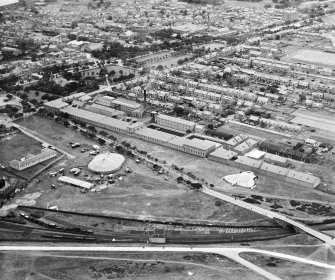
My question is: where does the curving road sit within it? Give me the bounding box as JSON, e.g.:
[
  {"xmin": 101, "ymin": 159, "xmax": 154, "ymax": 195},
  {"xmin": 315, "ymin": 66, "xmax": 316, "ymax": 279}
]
[
  {"xmin": 1, "ymin": 245, "xmax": 334, "ymax": 280},
  {"xmin": 201, "ymin": 187, "xmax": 335, "ymax": 245}
]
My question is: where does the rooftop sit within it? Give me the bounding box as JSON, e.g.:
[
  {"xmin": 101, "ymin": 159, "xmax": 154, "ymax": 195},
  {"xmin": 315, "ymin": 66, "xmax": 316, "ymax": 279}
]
[
  {"xmin": 157, "ymin": 114, "xmax": 197, "ymax": 127},
  {"xmin": 209, "ymin": 147, "xmax": 238, "ymax": 160},
  {"xmin": 58, "ymin": 176, "xmax": 93, "ymax": 189}
]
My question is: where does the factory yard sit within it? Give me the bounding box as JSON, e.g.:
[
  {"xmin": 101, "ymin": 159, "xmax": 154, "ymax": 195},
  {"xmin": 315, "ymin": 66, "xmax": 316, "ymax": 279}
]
[{"xmin": 3, "ymin": 115, "xmax": 332, "ymax": 223}]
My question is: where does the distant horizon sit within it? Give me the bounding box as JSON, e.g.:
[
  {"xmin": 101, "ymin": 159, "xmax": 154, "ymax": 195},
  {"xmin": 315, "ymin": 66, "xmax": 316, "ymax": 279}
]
[{"xmin": 0, "ymin": 0, "xmax": 19, "ymax": 7}]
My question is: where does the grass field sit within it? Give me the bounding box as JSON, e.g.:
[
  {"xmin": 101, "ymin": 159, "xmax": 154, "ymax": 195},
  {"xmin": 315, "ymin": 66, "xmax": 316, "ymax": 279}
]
[
  {"xmin": 0, "ymin": 251, "xmax": 265, "ymax": 280},
  {"xmin": 0, "ymin": 132, "xmax": 60, "ymax": 180},
  {"xmin": 147, "ymin": 54, "xmax": 192, "ymax": 68},
  {"xmin": 240, "ymin": 252, "xmax": 334, "ymax": 280},
  {"xmin": 0, "ymin": 132, "xmax": 42, "ymax": 166}
]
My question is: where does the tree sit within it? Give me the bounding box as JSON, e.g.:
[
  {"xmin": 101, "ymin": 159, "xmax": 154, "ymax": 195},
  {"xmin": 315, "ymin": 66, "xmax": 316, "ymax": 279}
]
[
  {"xmin": 87, "ymin": 125, "xmax": 97, "ymax": 133},
  {"xmin": 6, "ymin": 94, "xmax": 13, "ymax": 100},
  {"xmin": 109, "ymin": 70, "xmax": 116, "ymax": 76},
  {"xmin": 47, "ymin": 112, "xmax": 54, "ymax": 119},
  {"xmin": 156, "ymin": 65, "xmax": 164, "ymax": 71},
  {"xmin": 20, "ymin": 93, "xmax": 28, "ymax": 100},
  {"xmin": 177, "ymin": 176, "xmax": 184, "ymax": 183},
  {"xmin": 34, "ymin": 91, "xmax": 40, "ymax": 96},
  {"xmin": 207, "ymin": 123, "xmax": 214, "ymax": 130},
  {"xmin": 97, "ymin": 138, "xmax": 106, "ymax": 145},
  {"xmin": 191, "ymin": 182, "xmax": 202, "ymax": 190},
  {"xmin": 299, "ymin": 94, "xmax": 306, "ymax": 103},
  {"xmin": 173, "ymin": 106, "xmax": 184, "ymax": 117},
  {"xmin": 63, "ymin": 120, "xmax": 70, "ymax": 127},
  {"xmin": 119, "ymin": 70, "xmax": 123, "ymax": 75},
  {"xmin": 278, "ymin": 96, "xmax": 285, "ymax": 102}
]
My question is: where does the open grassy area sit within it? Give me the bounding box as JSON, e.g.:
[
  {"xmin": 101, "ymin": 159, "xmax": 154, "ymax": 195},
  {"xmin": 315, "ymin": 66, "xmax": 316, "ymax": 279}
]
[
  {"xmin": 12, "ymin": 155, "xmax": 268, "ymax": 224},
  {"xmin": 0, "ymin": 131, "xmax": 61, "ymax": 180},
  {"xmin": 0, "ymin": 251, "xmax": 265, "ymax": 280},
  {"xmin": 0, "ymin": 132, "xmax": 42, "ymax": 166},
  {"xmin": 240, "ymin": 252, "xmax": 334, "ymax": 280}
]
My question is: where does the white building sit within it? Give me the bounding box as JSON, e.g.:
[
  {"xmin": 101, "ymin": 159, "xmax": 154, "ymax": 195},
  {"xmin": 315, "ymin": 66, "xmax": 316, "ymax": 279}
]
[{"xmin": 10, "ymin": 148, "xmax": 57, "ymax": 171}]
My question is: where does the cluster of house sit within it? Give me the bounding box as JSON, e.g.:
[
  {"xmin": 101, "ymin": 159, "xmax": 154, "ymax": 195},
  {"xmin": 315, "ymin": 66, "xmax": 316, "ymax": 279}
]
[{"xmin": 240, "ymin": 68, "xmax": 335, "ymax": 95}]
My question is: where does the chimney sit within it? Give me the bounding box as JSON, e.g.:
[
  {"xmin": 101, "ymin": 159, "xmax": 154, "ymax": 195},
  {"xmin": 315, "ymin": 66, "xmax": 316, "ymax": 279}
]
[{"xmin": 143, "ymin": 89, "xmax": 147, "ymax": 110}]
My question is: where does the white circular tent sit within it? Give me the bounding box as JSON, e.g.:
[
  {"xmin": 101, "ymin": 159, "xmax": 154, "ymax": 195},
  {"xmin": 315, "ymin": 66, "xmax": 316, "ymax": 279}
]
[{"xmin": 88, "ymin": 153, "xmax": 125, "ymax": 174}]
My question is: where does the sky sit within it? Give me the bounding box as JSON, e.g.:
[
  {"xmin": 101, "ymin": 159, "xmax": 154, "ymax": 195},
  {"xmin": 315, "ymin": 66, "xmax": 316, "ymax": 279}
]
[{"xmin": 0, "ymin": 0, "xmax": 19, "ymax": 7}]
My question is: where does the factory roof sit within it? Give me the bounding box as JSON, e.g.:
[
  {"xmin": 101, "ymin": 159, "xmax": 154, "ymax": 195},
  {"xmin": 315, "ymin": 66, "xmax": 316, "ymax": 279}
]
[
  {"xmin": 260, "ymin": 162, "xmax": 289, "ymax": 176},
  {"xmin": 226, "ymin": 134, "xmax": 249, "ymax": 147},
  {"xmin": 157, "ymin": 114, "xmax": 196, "ymax": 127},
  {"xmin": 44, "ymin": 98, "xmax": 69, "ymax": 109},
  {"xmin": 112, "ymin": 98, "xmax": 141, "ymax": 109},
  {"xmin": 89, "ymin": 103, "xmax": 125, "ymax": 115},
  {"xmin": 60, "ymin": 107, "xmax": 136, "ymax": 130},
  {"xmin": 286, "ymin": 170, "xmax": 321, "ymax": 187},
  {"xmin": 209, "ymin": 147, "xmax": 238, "ymax": 160},
  {"xmin": 247, "ymin": 150, "xmax": 266, "ymax": 160},
  {"xmin": 234, "ymin": 139, "xmax": 258, "ymax": 153},
  {"xmin": 183, "ymin": 138, "xmax": 216, "ymax": 151},
  {"xmin": 234, "ymin": 156, "xmax": 262, "ymax": 168},
  {"xmin": 135, "ymin": 127, "xmax": 176, "ymax": 142},
  {"xmin": 264, "ymin": 153, "xmax": 288, "ymax": 164}
]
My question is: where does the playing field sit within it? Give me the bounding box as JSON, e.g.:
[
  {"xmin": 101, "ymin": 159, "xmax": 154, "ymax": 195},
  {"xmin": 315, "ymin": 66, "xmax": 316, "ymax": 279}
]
[{"xmin": 291, "ymin": 109, "xmax": 335, "ymax": 133}]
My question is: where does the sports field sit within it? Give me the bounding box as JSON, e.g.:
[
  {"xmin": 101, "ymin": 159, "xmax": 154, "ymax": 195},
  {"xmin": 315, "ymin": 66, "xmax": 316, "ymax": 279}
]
[{"xmin": 290, "ymin": 109, "xmax": 335, "ymax": 133}]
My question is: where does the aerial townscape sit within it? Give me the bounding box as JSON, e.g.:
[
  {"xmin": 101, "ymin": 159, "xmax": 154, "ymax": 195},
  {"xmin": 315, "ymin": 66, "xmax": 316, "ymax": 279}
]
[{"xmin": 1, "ymin": 0, "xmax": 335, "ymax": 279}]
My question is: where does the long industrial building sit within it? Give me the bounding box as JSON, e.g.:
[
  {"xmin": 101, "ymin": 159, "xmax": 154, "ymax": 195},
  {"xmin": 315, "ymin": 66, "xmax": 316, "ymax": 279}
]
[{"xmin": 9, "ymin": 148, "xmax": 57, "ymax": 171}]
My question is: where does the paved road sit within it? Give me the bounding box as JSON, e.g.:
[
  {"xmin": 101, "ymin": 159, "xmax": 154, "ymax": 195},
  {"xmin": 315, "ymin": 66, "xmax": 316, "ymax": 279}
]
[
  {"xmin": 202, "ymin": 187, "xmax": 335, "ymax": 245},
  {"xmin": 1, "ymin": 245, "xmax": 334, "ymax": 280}
]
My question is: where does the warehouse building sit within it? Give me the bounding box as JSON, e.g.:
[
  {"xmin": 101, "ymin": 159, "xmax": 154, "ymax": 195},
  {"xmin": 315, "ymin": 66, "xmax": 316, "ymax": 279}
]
[
  {"xmin": 60, "ymin": 107, "xmax": 141, "ymax": 134},
  {"xmin": 58, "ymin": 176, "xmax": 93, "ymax": 189},
  {"xmin": 222, "ymin": 134, "xmax": 249, "ymax": 150},
  {"xmin": 44, "ymin": 99, "xmax": 69, "ymax": 113},
  {"xmin": 152, "ymin": 112, "xmax": 197, "ymax": 133},
  {"xmin": 285, "ymin": 170, "xmax": 320, "ymax": 188},
  {"xmin": 230, "ymin": 156, "xmax": 262, "ymax": 172},
  {"xmin": 233, "ymin": 139, "xmax": 258, "ymax": 155},
  {"xmin": 94, "ymin": 95, "xmax": 116, "ymax": 107},
  {"xmin": 134, "ymin": 127, "xmax": 176, "ymax": 147},
  {"xmin": 86, "ymin": 103, "xmax": 125, "ymax": 119},
  {"xmin": 10, "ymin": 148, "xmax": 57, "ymax": 171},
  {"xmin": 259, "ymin": 162, "xmax": 289, "ymax": 179},
  {"xmin": 208, "ymin": 147, "xmax": 238, "ymax": 164},
  {"xmin": 263, "ymin": 153, "xmax": 289, "ymax": 167}
]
